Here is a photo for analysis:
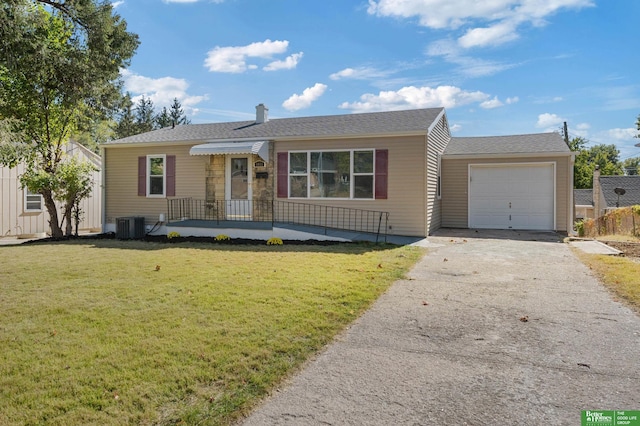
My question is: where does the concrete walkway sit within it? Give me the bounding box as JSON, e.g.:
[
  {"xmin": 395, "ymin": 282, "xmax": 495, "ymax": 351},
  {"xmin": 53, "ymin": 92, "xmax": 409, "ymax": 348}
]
[{"xmin": 241, "ymin": 229, "xmax": 640, "ymax": 425}]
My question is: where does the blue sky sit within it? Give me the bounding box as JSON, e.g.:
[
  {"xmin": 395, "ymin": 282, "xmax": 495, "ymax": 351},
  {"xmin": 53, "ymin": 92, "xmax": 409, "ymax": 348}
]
[{"xmin": 112, "ymin": 0, "xmax": 640, "ymax": 160}]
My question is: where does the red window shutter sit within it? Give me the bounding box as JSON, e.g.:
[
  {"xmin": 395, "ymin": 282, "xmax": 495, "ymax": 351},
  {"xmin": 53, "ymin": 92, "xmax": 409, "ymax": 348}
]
[
  {"xmin": 138, "ymin": 156, "xmax": 146, "ymax": 196},
  {"xmin": 166, "ymin": 155, "xmax": 176, "ymax": 197},
  {"xmin": 375, "ymin": 149, "xmax": 388, "ymax": 199},
  {"xmin": 277, "ymin": 152, "xmax": 288, "ymax": 198}
]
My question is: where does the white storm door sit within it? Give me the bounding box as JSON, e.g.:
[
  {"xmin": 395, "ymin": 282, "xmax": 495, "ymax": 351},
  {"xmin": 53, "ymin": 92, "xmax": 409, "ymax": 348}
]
[
  {"xmin": 225, "ymin": 156, "xmax": 252, "ymax": 219},
  {"xmin": 469, "ymin": 164, "xmax": 554, "ymax": 230}
]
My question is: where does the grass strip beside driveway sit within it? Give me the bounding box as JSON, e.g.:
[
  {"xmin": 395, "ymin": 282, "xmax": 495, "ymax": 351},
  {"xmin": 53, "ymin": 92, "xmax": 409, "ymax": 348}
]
[
  {"xmin": 0, "ymin": 240, "xmax": 422, "ymax": 425},
  {"xmin": 573, "ymin": 250, "xmax": 640, "ymax": 314}
]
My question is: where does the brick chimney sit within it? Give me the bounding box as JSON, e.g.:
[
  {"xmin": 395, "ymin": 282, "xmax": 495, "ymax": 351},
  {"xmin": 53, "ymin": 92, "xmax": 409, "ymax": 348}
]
[
  {"xmin": 256, "ymin": 104, "xmax": 269, "ymax": 124},
  {"xmin": 593, "ymin": 165, "xmax": 601, "ymax": 217}
]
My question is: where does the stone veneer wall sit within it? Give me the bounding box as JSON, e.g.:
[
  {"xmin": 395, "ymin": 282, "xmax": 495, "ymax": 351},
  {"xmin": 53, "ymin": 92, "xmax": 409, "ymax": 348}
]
[
  {"xmin": 204, "ymin": 145, "xmax": 275, "ymax": 221},
  {"xmin": 252, "ymin": 143, "xmax": 274, "ymax": 221}
]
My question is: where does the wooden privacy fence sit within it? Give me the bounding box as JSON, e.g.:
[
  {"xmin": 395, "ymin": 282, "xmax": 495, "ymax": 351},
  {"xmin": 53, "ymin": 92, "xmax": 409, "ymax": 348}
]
[{"xmin": 581, "ymin": 206, "xmax": 640, "ymax": 238}]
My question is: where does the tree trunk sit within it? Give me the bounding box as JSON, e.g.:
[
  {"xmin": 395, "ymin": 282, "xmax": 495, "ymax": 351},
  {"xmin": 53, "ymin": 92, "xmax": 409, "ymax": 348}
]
[
  {"xmin": 42, "ymin": 190, "xmax": 63, "ymax": 238},
  {"xmin": 64, "ymin": 204, "xmax": 73, "ymax": 236}
]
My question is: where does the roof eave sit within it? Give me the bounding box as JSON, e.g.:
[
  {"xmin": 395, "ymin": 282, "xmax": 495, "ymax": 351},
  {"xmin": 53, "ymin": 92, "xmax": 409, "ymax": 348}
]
[
  {"xmin": 442, "ymin": 151, "xmax": 573, "ymax": 160},
  {"xmin": 101, "ymin": 130, "xmax": 429, "ymax": 148}
]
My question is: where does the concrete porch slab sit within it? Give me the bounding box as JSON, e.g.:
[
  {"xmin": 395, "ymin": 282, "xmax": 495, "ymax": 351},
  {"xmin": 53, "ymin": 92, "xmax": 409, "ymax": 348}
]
[{"xmin": 569, "ymin": 240, "xmax": 623, "ymax": 255}]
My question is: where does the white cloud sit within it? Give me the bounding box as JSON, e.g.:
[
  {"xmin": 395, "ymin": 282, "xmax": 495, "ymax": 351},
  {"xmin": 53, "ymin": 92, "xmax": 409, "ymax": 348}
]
[
  {"xmin": 120, "ymin": 69, "xmax": 207, "ymax": 115},
  {"xmin": 329, "ymin": 67, "xmax": 394, "ymax": 81},
  {"xmin": 572, "ymin": 122, "xmax": 591, "ymax": 138},
  {"xmin": 606, "ymin": 128, "xmax": 637, "ymax": 140},
  {"xmin": 339, "ymin": 85, "xmax": 491, "ymax": 113},
  {"xmin": 426, "ymin": 39, "xmax": 517, "ymax": 77},
  {"xmin": 204, "ymin": 39, "xmax": 291, "ymax": 73},
  {"xmin": 369, "ymin": 0, "xmax": 594, "ymax": 48},
  {"xmin": 111, "ymin": 1, "xmax": 124, "ymax": 7},
  {"xmin": 264, "ymin": 52, "xmax": 303, "ymax": 71},
  {"xmin": 553, "ymin": 96, "xmax": 563, "ymax": 102},
  {"xmin": 480, "ymin": 97, "xmax": 503, "ymax": 109},
  {"xmin": 506, "ymin": 96, "xmax": 519, "ymax": 104},
  {"xmin": 282, "ymin": 83, "xmax": 328, "ymax": 111},
  {"xmin": 458, "ymin": 21, "xmax": 519, "ymax": 48},
  {"xmin": 536, "ymin": 112, "xmax": 565, "ymax": 131},
  {"xmin": 450, "ymin": 124, "xmax": 462, "ymax": 132}
]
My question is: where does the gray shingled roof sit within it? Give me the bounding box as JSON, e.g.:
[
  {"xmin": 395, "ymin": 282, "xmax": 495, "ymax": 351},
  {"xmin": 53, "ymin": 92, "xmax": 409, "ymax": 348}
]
[
  {"xmin": 444, "ymin": 132, "xmax": 571, "ymax": 156},
  {"xmin": 103, "ymin": 108, "xmax": 444, "ymax": 145},
  {"xmin": 599, "ymin": 176, "xmax": 640, "ymax": 207},
  {"xmin": 574, "ymin": 189, "xmax": 593, "ymax": 206}
]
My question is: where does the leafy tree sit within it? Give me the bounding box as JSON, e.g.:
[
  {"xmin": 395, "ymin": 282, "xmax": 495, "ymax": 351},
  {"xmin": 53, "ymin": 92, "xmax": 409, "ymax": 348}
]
[
  {"xmin": 169, "ymin": 97, "xmax": 190, "ymax": 126},
  {"xmin": 156, "ymin": 106, "xmax": 172, "ymax": 129},
  {"xmin": 570, "ymin": 138, "xmax": 623, "ymax": 189},
  {"xmin": 134, "ymin": 95, "xmax": 155, "ymax": 134},
  {"xmin": 636, "ymin": 114, "xmax": 640, "ymax": 138},
  {"xmin": 114, "ymin": 93, "xmax": 136, "ymax": 139},
  {"xmin": 622, "ymin": 157, "xmax": 640, "ymax": 176},
  {"xmin": 70, "ymin": 119, "xmax": 115, "ymax": 153},
  {"xmin": 0, "ymin": 1, "xmax": 138, "ymax": 237},
  {"xmin": 115, "ymin": 96, "xmax": 191, "ymax": 135}
]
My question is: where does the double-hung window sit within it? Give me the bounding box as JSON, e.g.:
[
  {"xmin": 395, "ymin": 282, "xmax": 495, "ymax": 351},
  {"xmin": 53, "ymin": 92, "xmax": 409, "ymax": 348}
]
[
  {"xmin": 24, "ymin": 189, "xmax": 43, "ymax": 212},
  {"xmin": 288, "ymin": 150, "xmax": 375, "ymax": 199},
  {"xmin": 147, "ymin": 155, "xmax": 166, "ymax": 197},
  {"xmin": 138, "ymin": 155, "xmax": 175, "ymax": 198}
]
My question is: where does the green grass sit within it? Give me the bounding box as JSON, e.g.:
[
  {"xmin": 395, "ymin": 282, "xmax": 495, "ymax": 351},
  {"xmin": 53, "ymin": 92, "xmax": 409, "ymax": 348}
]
[{"xmin": 0, "ymin": 240, "xmax": 423, "ymax": 425}]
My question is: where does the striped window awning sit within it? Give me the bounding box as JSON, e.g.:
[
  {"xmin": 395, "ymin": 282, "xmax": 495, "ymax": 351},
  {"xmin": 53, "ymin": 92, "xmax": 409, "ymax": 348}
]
[{"xmin": 189, "ymin": 140, "xmax": 269, "ymax": 162}]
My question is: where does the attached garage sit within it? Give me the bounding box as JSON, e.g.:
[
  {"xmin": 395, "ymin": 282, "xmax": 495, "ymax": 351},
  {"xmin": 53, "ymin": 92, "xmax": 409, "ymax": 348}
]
[
  {"xmin": 440, "ymin": 133, "xmax": 574, "ymax": 233},
  {"xmin": 469, "ymin": 163, "xmax": 555, "ymax": 230}
]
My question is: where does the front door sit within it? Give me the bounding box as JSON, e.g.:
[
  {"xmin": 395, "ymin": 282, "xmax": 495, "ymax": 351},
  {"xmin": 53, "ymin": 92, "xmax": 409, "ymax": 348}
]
[{"xmin": 225, "ymin": 156, "xmax": 252, "ymax": 219}]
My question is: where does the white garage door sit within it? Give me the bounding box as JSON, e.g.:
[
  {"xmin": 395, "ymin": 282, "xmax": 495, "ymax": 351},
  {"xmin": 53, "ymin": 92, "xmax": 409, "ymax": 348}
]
[{"xmin": 469, "ymin": 163, "xmax": 555, "ymax": 230}]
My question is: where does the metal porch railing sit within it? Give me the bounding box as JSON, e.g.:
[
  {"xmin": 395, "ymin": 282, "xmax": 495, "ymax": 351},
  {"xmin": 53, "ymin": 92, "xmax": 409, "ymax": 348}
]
[{"xmin": 167, "ymin": 198, "xmax": 389, "ymax": 242}]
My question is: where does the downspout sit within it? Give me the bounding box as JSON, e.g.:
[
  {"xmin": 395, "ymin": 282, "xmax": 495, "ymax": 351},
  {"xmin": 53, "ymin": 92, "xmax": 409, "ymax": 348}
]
[
  {"xmin": 101, "ymin": 146, "xmax": 107, "ymax": 233},
  {"xmin": 569, "ymin": 152, "xmax": 575, "ymax": 233}
]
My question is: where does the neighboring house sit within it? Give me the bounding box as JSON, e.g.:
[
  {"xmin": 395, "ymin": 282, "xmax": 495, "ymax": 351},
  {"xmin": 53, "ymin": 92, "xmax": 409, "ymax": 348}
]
[
  {"xmin": 0, "ymin": 141, "xmax": 102, "ymax": 237},
  {"xmin": 441, "ymin": 134, "xmax": 574, "ymax": 232},
  {"xmin": 573, "ymin": 168, "xmax": 640, "ymax": 221},
  {"xmin": 591, "ymin": 167, "xmax": 640, "ymax": 218},
  {"xmin": 101, "ymin": 105, "xmax": 574, "ymax": 240},
  {"xmin": 574, "ymin": 189, "xmax": 594, "ymax": 220}
]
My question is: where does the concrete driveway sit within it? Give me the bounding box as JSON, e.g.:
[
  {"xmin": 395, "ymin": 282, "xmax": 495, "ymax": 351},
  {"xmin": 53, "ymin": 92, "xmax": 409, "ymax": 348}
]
[{"xmin": 241, "ymin": 230, "xmax": 640, "ymax": 426}]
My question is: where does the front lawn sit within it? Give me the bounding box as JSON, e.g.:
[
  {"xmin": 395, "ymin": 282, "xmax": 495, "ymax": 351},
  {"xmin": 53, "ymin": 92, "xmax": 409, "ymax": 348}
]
[{"xmin": 0, "ymin": 239, "xmax": 422, "ymax": 425}]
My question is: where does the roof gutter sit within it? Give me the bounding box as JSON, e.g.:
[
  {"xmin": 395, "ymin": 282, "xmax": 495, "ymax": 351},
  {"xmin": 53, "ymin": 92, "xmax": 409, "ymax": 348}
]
[
  {"xmin": 441, "ymin": 151, "xmax": 574, "ymax": 160},
  {"xmin": 100, "ymin": 130, "xmax": 428, "ymax": 149}
]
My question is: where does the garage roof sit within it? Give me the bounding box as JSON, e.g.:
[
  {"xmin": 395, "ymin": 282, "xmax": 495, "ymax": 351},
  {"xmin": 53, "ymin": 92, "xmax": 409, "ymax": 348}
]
[{"xmin": 444, "ymin": 132, "xmax": 571, "ymax": 156}]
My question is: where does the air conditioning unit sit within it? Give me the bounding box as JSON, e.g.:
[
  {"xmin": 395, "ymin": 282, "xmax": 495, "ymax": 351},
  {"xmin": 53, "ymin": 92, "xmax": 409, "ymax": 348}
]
[{"xmin": 115, "ymin": 217, "xmax": 145, "ymax": 239}]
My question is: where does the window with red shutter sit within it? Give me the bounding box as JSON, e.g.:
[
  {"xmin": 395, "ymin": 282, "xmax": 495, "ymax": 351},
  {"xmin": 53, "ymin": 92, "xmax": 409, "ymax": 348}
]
[
  {"xmin": 277, "ymin": 152, "xmax": 288, "ymax": 198},
  {"xmin": 375, "ymin": 149, "xmax": 388, "ymax": 199}
]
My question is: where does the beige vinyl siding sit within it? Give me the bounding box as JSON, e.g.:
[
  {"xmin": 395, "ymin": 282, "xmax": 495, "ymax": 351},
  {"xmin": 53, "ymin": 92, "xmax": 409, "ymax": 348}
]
[
  {"xmin": 425, "ymin": 113, "xmax": 451, "ymax": 235},
  {"xmin": 1, "ymin": 163, "xmax": 47, "ymax": 236},
  {"xmin": 441, "ymin": 156, "xmax": 572, "ymax": 231},
  {"xmin": 1, "ymin": 143, "xmax": 102, "ymax": 237},
  {"xmin": 66, "ymin": 142, "xmax": 102, "ymax": 232},
  {"xmin": 104, "ymin": 144, "xmax": 207, "ymax": 225},
  {"xmin": 276, "ymin": 135, "xmax": 428, "ymax": 237}
]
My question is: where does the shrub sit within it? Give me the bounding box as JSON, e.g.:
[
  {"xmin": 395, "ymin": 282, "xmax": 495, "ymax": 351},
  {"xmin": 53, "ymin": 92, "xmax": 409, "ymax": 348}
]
[
  {"xmin": 575, "ymin": 220, "xmax": 585, "ymax": 237},
  {"xmin": 266, "ymin": 237, "xmax": 283, "ymax": 245},
  {"xmin": 215, "ymin": 234, "xmax": 230, "ymax": 241},
  {"xmin": 167, "ymin": 231, "xmax": 180, "ymax": 239}
]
